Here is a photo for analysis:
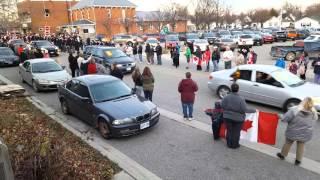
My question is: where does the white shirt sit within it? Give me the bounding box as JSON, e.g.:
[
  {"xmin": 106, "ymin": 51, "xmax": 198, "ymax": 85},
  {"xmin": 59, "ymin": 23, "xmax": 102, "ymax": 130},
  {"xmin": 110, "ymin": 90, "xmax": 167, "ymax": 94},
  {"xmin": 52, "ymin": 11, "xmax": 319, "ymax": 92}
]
[{"xmin": 222, "ymin": 50, "xmax": 234, "ymax": 62}]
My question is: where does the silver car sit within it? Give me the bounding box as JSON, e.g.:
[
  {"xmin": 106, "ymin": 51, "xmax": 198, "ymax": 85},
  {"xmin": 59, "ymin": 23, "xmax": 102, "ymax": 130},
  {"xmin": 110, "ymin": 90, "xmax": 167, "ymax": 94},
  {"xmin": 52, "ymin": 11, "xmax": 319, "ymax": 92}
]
[
  {"xmin": 208, "ymin": 64, "xmax": 320, "ymax": 112},
  {"xmin": 19, "ymin": 58, "xmax": 71, "ymax": 92}
]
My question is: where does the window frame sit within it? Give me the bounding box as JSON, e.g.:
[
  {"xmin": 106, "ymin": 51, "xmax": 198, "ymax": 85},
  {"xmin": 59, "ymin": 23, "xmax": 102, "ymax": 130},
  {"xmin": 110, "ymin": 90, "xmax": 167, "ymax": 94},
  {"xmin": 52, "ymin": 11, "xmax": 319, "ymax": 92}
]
[
  {"xmin": 255, "ymin": 71, "xmax": 284, "ymax": 88},
  {"xmin": 231, "ymin": 70, "xmax": 253, "ymax": 81}
]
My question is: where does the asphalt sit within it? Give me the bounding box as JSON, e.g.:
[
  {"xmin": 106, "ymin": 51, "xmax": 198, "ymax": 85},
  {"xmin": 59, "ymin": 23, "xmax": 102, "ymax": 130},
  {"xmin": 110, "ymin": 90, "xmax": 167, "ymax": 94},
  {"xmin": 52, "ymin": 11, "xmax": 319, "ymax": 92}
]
[{"xmin": 1, "ymin": 41, "xmax": 320, "ymax": 179}]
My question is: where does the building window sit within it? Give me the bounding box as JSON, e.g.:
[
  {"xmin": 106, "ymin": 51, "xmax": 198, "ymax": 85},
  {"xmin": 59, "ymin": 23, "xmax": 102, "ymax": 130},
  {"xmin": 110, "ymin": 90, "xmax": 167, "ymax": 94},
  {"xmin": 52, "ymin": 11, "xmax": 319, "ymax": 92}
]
[
  {"xmin": 44, "ymin": 9, "xmax": 50, "ymax": 17},
  {"xmin": 149, "ymin": 24, "xmax": 154, "ymax": 30},
  {"xmin": 107, "ymin": 9, "xmax": 112, "ymax": 19},
  {"xmin": 83, "ymin": 29, "xmax": 89, "ymax": 34},
  {"xmin": 122, "ymin": 9, "xmax": 126, "ymax": 19}
]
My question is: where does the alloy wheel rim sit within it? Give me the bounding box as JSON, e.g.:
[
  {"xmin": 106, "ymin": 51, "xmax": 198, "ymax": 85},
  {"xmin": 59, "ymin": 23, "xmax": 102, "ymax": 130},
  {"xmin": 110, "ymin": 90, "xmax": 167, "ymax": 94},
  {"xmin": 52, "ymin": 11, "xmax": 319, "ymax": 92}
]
[
  {"xmin": 99, "ymin": 122, "xmax": 109, "ymax": 136},
  {"xmin": 219, "ymin": 88, "xmax": 229, "ymax": 98}
]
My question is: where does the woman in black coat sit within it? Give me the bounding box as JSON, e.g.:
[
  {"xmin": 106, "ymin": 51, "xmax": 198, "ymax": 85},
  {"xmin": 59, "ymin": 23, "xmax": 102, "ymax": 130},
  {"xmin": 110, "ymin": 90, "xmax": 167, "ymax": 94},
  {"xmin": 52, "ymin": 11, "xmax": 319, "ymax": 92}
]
[{"xmin": 68, "ymin": 53, "xmax": 79, "ymax": 77}]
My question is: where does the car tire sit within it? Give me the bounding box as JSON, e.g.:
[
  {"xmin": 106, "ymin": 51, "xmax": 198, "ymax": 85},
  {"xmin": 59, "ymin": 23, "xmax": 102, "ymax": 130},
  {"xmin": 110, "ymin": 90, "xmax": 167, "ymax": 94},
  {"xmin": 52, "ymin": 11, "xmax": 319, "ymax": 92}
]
[
  {"xmin": 285, "ymin": 52, "xmax": 296, "ymax": 61},
  {"xmin": 98, "ymin": 120, "xmax": 111, "ymax": 139},
  {"xmin": 284, "ymin": 99, "xmax": 301, "ymax": 112},
  {"xmin": 217, "ymin": 86, "xmax": 230, "ymax": 99},
  {"xmin": 60, "ymin": 99, "xmax": 70, "ymax": 115},
  {"xmin": 32, "ymin": 80, "xmax": 39, "ymax": 92}
]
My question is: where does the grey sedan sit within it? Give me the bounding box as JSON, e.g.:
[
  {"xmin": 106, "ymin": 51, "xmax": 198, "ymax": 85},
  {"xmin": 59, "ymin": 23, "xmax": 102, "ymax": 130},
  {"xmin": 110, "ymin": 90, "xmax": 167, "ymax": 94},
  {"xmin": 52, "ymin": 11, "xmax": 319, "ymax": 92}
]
[
  {"xmin": 19, "ymin": 58, "xmax": 71, "ymax": 92},
  {"xmin": 208, "ymin": 64, "xmax": 320, "ymax": 112}
]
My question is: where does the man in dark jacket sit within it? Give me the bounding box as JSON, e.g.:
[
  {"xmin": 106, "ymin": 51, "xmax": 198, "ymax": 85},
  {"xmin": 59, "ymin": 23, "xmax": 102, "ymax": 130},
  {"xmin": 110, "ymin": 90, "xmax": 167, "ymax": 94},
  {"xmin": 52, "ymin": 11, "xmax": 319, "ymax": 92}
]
[
  {"xmin": 178, "ymin": 72, "xmax": 198, "ymax": 121},
  {"xmin": 221, "ymin": 83, "xmax": 256, "ymax": 149},
  {"xmin": 312, "ymin": 54, "xmax": 320, "ymax": 84},
  {"xmin": 155, "ymin": 43, "xmax": 162, "ymax": 65},
  {"xmin": 212, "ymin": 46, "xmax": 220, "ymax": 72},
  {"xmin": 145, "ymin": 43, "xmax": 151, "ymax": 64},
  {"xmin": 138, "ymin": 43, "xmax": 143, "ymax": 62},
  {"xmin": 133, "ymin": 43, "xmax": 138, "ymax": 61}
]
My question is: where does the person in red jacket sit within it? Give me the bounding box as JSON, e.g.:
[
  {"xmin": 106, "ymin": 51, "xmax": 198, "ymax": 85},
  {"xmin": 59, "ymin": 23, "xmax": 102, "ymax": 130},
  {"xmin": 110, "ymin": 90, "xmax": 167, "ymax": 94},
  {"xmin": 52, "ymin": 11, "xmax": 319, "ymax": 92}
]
[
  {"xmin": 204, "ymin": 46, "xmax": 211, "ymax": 72},
  {"xmin": 87, "ymin": 58, "xmax": 97, "ymax": 74},
  {"xmin": 178, "ymin": 72, "xmax": 198, "ymax": 121}
]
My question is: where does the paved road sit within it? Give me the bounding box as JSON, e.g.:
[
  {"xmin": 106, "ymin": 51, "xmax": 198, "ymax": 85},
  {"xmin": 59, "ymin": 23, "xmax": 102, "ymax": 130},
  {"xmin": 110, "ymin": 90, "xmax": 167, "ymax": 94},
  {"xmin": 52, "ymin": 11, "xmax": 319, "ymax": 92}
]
[{"xmin": 1, "ymin": 41, "xmax": 320, "ymax": 179}]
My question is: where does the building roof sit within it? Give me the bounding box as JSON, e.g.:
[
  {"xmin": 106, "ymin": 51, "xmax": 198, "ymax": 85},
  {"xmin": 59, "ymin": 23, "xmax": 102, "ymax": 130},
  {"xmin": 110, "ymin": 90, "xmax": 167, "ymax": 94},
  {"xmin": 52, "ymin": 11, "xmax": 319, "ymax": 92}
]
[
  {"xmin": 71, "ymin": 0, "xmax": 136, "ymax": 10},
  {"xmin": 62, "ymin": 19, "xmax": 95, "ymax": 27},
  {"xmin": 136, "ymin": 11, "xmax": 160, "ymax": 21}
]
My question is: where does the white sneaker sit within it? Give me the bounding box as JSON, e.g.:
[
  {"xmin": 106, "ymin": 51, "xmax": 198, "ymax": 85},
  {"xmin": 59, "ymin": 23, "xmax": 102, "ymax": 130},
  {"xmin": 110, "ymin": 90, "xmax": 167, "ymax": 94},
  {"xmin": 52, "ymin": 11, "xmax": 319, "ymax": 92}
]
[
  {"xmin": 183, "ymin": 117, "xmax": 188, "ymax": 121},
  {"xmin": 188, "ymin": 117, "xmax": 194, "ymax": 121}
]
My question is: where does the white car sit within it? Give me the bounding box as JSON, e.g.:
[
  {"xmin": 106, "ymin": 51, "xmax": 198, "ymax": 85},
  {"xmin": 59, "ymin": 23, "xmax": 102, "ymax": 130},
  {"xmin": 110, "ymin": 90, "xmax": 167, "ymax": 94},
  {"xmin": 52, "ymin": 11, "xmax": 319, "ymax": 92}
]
[
  {"xmin": 208, "ymin": 64, "xmax": 320, "ymax": 112},
  {"xmin": 19, "ymin": 58, "xmax": 71, "ymax": 92},
  {"xmin": 193, "ymin": 39, "xmax": 209, "ymax": 52},
  {"xmin": 145, "ymin": 38, "xmax": 160, "ymax": 47},
  {"xmin": 233, "ymin": 34, "xmax": 254, "ymax": 47}
]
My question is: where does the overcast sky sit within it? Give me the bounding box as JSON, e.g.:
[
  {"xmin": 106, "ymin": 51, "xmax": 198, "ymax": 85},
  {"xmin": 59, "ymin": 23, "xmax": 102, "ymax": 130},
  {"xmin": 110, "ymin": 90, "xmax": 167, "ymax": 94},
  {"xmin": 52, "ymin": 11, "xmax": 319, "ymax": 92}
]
[{"xmin": 130, "ymin": 0, "xmax": 319, "ymax": 13}]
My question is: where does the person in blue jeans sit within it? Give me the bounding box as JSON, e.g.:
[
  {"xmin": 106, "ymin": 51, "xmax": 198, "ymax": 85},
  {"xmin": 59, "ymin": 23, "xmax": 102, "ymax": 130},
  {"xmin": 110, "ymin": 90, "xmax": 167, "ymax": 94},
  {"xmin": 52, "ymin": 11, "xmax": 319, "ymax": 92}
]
[
  {"xmin": 212, "ymin": 46, "xmax": 220, "ymax": 72},
  {"xmin": 178, "ymin": 72, "xmax": 198, "ymax": 121}
]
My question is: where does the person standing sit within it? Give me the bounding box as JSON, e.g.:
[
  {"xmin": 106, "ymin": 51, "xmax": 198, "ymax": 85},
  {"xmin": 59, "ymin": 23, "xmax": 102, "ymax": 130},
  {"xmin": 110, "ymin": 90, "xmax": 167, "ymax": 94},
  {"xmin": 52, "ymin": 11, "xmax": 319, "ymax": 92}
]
[
  {"xmin": 247, "ymin": 48, "xmax": 257, "ymax": 64},
  {"xmin": 68, "ymin": 52, "xmax": 79, "ymax": 77},
  {"xmin": 138, "ymin": 43, "xmax": 143, "ymax": 63},
  {"xmin": 222, "ymin": 46, "xmax": 233, "ymax": 69},
  {"xmin": 145, "ymin": 43, "xmax": 151, "ymax": 64},
  {"xmin": 311, "ymin": 54, "xmax": 320, "ymax": 84},
  {"xmin": 211, "ymin": 46, "xmax": 220, "ymax": 72},
  {"xmin": 277, "ymin": 97, "xmax": 318, "ymax": 166},
  {"xmin": 204, "ymin": 46, "xmax": 211, "ymax": 72},
  {"xmin": 133, "ymin": 43, "xmax": 138, "ymax": 61},
  {"xmin": 142, "ymin": 67, "xmax": 154, "ymax": 101},
  {"xmin": 150, "ymin": 45, "xmax": 155, "ymax": 64},
  {"xmin": 178, "ymin": 72, "xmax": 198, "ymax": 121},
  {"xmin": 235, "ymin": 50, "xmax": 245, "ymax": 66},
  {"xmin": 87, "ymin": 58, "xmax": 97, "ymax": 74},
  {"xmin": 184, "ymin": 44, "xmax": 192, "ymax": 69},
  {"xmin": 221, "ymin": 83, "xmax": 256, "ymax": 149},
  {"xmin": 132, "ymin": 67, "xmax": 143, "ymax": 96},
  {"xmin": 173, "ymin": 48, "xmax": 180, "ymax": 68},
  {"xmin": 110, "ymin": 63, "xmax": 124, "ymax": 80},
  {"xmin": 155, "ymin": 43, "xmax": 162, "ymax": 65},
  {"xmin": 195, "ymin": 46, "xmax": 202, "ymax": 71}
]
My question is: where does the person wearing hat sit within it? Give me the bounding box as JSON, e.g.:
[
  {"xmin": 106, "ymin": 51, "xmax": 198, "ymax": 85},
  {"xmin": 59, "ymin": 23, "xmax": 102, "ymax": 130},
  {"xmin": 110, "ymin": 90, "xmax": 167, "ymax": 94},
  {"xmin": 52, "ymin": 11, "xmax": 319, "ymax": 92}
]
[{"xmin": 211, "ymin": 46, "xmax": 220, "ymax": 72}]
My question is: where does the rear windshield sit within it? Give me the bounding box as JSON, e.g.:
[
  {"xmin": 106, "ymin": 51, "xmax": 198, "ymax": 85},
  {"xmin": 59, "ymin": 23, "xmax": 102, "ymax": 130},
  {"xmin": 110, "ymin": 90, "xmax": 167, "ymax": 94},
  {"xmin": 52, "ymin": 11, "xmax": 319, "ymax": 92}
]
[{"xmin": 277, "ymin": 32, "xmax": 285, "ymax": 34}]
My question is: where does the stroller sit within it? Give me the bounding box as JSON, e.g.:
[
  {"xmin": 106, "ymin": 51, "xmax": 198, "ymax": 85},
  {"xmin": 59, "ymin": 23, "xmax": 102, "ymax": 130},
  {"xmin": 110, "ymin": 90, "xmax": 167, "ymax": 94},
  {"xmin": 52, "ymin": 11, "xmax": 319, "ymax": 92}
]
[{"xmin": 205, "ymin": 101, "xmax": 223, "ymax": 140}]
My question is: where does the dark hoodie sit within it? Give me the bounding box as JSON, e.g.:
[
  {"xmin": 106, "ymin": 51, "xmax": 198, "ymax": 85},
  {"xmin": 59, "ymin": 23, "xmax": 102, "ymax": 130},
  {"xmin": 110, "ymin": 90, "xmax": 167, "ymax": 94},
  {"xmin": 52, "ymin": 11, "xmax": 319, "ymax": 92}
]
[{"xmin": 178, "ymin": 78, "xmax": 198, "ymax": 103}]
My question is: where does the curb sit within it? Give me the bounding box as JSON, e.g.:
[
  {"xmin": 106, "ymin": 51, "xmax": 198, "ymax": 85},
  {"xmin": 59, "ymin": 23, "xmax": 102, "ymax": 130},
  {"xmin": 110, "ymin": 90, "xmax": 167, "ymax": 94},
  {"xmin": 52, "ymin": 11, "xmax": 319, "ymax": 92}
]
[
  {"xmin": 158, "ymin": 108, "xmax": 320, "ymax": 176},
  {"xmin": 0, "ymin": 74, "xmax": 161, "ymax": 180}
]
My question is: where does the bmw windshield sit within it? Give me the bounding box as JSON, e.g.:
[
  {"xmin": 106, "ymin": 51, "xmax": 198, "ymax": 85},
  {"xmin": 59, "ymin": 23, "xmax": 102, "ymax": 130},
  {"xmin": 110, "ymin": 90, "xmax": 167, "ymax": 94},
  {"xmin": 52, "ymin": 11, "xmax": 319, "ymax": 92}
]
[
  {"xmin": 32, "ymin": 62, "xmax": 63, "ymax": 73},
  {"xmin": 103, "ymin": 49, "xmax": 127, "ymax": 58},
  {"xmin": 90, "ymin": 80, "xmax": 132, "ymax": 102},
  {"xmin": 272, "ymin": 70, "xmax": 305, "ymax": 87},
  {"xmin": 36, "ymin": 41, "xmax": 52, "ymax": 46}
]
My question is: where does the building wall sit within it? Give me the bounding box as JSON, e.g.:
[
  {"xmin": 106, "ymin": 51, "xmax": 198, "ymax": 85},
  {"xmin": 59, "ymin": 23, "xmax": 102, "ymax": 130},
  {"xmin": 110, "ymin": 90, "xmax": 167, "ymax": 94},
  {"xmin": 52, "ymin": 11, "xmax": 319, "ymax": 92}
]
[
  {"xmin": 71, "ymin": 7, "xmax": 136, "ymax": 38},
  {"xmin": 17, "ymin": 0, "xmax": 78, "ymax": 34},
  {"xmin": 136, "ymin": 21, "xmax": 187, "ymax": 34},
  {"xmin": 295, "ymin": 17, "xmax": 320, "ymax": 29}
]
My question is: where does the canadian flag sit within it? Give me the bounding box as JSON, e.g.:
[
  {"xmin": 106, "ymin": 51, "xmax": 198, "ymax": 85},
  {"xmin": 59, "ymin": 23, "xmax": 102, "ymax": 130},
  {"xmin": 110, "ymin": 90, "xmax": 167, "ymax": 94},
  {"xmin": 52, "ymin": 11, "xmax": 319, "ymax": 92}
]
[{"xmin": 219, "ymin": 111, "xmax": 279, "ymax": 145}]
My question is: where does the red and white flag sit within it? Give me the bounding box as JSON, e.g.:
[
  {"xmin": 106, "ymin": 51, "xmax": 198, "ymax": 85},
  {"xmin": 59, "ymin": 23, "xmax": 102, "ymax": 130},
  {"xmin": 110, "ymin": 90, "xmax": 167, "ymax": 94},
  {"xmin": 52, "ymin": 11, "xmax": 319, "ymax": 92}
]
[{"xmin": 219, "ymin": 111, "xmax": 279, "ymax": 145}]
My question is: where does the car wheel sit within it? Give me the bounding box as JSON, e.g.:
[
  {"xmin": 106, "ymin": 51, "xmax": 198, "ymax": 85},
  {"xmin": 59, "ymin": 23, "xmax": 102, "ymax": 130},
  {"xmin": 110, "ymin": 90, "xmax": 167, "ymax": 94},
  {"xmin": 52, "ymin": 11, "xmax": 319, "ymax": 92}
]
[
  {"xmin": 60, "ymin": 99, "xmax": 70, "ymax": 115},
  {"xmin": 285, "ymin": 52, "xmax": 296, "ymax": 61},
  {"xmin": 217, "ymin": 86, "xmax": 230, "ymax": 99},
  {"xmin": 32, "ymin": 80, "xmax": 39, "ymax": 92},
  {"xmin": 98, "ymin": 120, "xmax": 111, "ymax": 139},
  {"xmin": 127, "ymin": 41, "xmax": 133, "ymax": 47},
  {"xmin": 284, "ymin": 99, "xmax": 301, "ymax": 112}
]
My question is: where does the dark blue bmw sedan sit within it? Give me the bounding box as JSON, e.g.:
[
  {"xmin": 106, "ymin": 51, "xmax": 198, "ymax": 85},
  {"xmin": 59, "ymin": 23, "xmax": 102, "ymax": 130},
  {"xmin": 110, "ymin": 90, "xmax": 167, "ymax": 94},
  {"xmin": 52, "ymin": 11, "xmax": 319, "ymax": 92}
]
[{"xmin": 58, "ymin": 75, "xmax": 160, "ymax": 138}]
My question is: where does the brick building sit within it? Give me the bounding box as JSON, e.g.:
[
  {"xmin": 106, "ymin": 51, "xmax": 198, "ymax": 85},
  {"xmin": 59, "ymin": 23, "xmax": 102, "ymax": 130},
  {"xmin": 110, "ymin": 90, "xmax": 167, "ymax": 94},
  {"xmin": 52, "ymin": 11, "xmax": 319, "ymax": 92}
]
[
  {"xmin": 17, "ymin": 0, "xmax": 79, "ymax": 35},
  {"xmin": 136, "ymin": 11, "xmax": 187, "ymax": 34},
  {"xmin": 69, "ymin": 0, "xmax": 137, "ymax": 39}
]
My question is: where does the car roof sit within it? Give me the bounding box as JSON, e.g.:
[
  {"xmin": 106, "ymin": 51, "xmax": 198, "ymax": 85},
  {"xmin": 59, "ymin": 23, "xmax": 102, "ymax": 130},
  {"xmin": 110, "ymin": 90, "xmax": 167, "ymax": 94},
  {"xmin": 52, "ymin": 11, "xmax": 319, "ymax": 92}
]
[
  {"xmin": 0, "ymin": 47, "xmax": 12, "ymax": 50},
  {"xmin": 26, "ymin": 58, "xmax": 55, "ymax": 64},
  {"xmin": 238, "ymin": 64, "xmax": 282, "ymax": 73},
  {"xmin": 75, "ymin": 75, "xmax": 118, "ymax": 85},
  {"xmin": 32, "ymin": 40, "xmax": 50, "ymax": 42}
]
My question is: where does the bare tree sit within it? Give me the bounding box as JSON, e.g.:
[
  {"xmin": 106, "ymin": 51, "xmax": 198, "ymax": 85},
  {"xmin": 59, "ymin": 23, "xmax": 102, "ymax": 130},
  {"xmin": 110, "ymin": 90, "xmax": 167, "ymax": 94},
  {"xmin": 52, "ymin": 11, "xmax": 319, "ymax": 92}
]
[
  {"xmin": 269, "ymin": 8, "xmax": 279, "ymax": 17},
  {"xmin": 136, "ymin": 16, "xmax": 148, "ymax": 34},
  {"xmin": 253, "ymin": 9, "xmax": 271, "ymax": 28},
  {"xmin": 282, "ymin": 2, "xmax": 302, "ymax": 19},
  {"xmin": 150, "ymin": 10, "xmax": 167, "ymax": 33},
  {"xmin": 121, "ymin": 17, "xmax": 135, "ymax": 34},
  {"xmin": 162, "ymin": 3, "xmax": 188, "ymax": 32},
  {"xmin": 305, "ymin": 3, "xmax": 320, "ymax": 17}
]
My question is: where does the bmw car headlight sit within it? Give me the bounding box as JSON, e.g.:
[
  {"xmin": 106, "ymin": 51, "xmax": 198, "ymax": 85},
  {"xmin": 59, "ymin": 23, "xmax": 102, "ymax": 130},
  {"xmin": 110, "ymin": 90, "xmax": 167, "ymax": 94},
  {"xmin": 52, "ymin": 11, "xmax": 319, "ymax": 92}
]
[
  {"xmin": 116, "ymin": 64, "xmax": 123, "ymax": 68},
  {"xmin": 151, "ymin": 108, "xmax": 158, "ymax": 116},
  {"xmin": 112, "ymin": 118, "xmax": 135, "ymax": 125},
  {"xmin": 131, "ymin": 62, "xmax": 136, "ymax": 66}
]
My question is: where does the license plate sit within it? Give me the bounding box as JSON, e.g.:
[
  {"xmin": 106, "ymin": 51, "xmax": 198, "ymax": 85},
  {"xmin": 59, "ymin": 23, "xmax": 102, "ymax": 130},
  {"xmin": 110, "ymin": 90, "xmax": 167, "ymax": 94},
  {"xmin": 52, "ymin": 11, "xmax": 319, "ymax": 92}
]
[
  {"xmin": 5, "ymin": 61, "xmax": 12, "ymax": 64},
  {"xmin": 126, "ymin": 67, "xmax": 131, "ymax": 71},
  {"xmin": 140, "ymin": 121, "xmax": 150, "ymax": 130}
]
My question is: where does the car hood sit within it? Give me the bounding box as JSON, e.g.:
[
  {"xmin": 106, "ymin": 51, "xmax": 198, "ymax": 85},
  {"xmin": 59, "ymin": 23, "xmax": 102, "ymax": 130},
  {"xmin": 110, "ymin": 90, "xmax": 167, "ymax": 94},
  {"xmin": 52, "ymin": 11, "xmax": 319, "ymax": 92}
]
[
  {"xmin": 0, "ymin": 55, "xmax": 19, "ymax": 60},
  {"xmin": 104, "ymin": 56, "xmax": 134, "ymax": 64},
  {"xmin": 40, "ymin": 45, "xmax": 56, "ymax": 50},
  {"xmin": 33, "ymin": 70, "xmax": 70, "ymax": 81},
  {"xmin": 95, "ymin": 95, "xmax": 156, "ymax": 119}
]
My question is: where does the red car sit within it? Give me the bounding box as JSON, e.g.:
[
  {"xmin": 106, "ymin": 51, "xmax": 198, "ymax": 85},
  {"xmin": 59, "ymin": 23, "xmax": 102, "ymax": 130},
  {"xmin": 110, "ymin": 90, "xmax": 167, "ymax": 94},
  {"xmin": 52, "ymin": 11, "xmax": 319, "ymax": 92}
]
[
  {"xmin": 262, "ymin": 33, "xmax": 274, "ymax": 43},
  {"xmin": 165, "ymin": 35, "xmax": 179, "ymax": 49}
]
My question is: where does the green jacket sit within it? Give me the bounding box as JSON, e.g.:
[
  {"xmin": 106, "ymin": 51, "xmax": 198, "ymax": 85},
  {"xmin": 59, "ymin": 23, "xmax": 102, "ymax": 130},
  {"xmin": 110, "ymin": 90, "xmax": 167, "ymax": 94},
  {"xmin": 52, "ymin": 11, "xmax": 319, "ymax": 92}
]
[
  {"xmin": 142, "ymin": 75, "xmax": 154, "ymax": 91},
  {"xmin": 185, "ymin": 47, "xmax": 191, "ymax": 58}
]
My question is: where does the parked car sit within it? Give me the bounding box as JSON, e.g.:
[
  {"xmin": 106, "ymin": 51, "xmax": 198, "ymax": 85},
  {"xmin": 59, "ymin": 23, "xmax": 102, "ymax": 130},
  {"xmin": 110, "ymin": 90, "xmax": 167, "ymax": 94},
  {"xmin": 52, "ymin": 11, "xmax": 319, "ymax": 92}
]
[
  {"xmin": 286, "ymin": 30, "xmax": 298, "ymax": 40},
  {"xmin": 178, "ymin": 32, "xmax": 187, "ymax": 41},
  {"xmin": 296, "ymin": 29, "xmax": 310, "ymax": 40},
  {"xmin": 252, "ymin": 34, "xmax": 263, "ymax": 46},
  {"xmin": 145, "ymin": 38, "xmax": 160, "ymax": 47},
  {"xmin": 89, "ymin": 46, "xmax": 136, "ymax": 73},
  {"xmin": 165, "ymin": 34, "xmax": 179, "ymax": 49},
  {"xmin": 270, "ymin": 35, "xmax": 320, "ymax": 61},
  {"xmin": 193, "ymin": 39, "xmax": 209, "ymax": 52},
  {"xmin": 83, "ymin": 45, "xmax": 99, "ymax": 59},
  {"xmin": 112, "ymin": 35, "xmax": 136, "ymax": 46},
  {"xmin": 261, "ymin": 33, "xmax": 274, "ymax": 43},
  {"xmin": 0, "ymin": 47, "xmax": 19, "ymax": 67},
  {"xmin": 208, "ymin": 64, "xmax": 320, "ymax": 112},
  {"xmin": 273, "ymin": 31, "xmax": 287, "ymax": 42},
  {"xmin": 230, "ymin": 30, "xmax": 242, "ymax": 36},
  {"xmin": 31, "ymin": 40, "xmax": 60, "ymax": 57},
  {"xmin": 58, "ymin": 75, "xmax": 160, "ymax": 138},
  {"xmin": 218, "ymin": 30, "xmax": 231, "ymax": 38},
  {"xmin": 202, "ymin": 32, "xmax": 219, "ymax": 44},
  {"xmin": 214, "ymin": 38, "xmax": 237, "ymax": 51},
  {"xmin": 19, "ymin": 58, "xmax": 71, "ymax": 92},
  {"xmin": 8, "ymin": 39, "xmax": 24, "ymax": 50},
  {"xmin": 233, "ymin": 34, "xmax": 254, "ymax": 47},
  {"xmin": 186, "ymin": 33, "xmax": 200, "ymax": 44}
]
